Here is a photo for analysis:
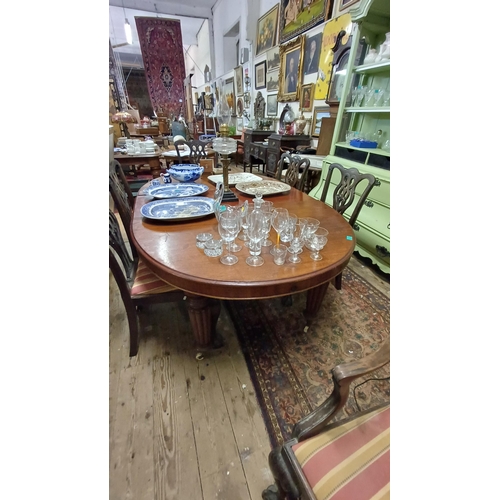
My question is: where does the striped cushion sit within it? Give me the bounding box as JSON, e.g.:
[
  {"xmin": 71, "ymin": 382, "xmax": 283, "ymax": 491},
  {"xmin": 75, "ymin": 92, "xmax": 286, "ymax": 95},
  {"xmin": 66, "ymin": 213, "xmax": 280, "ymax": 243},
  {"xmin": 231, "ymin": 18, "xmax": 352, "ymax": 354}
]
[
  {"xmin": 291, "ymin": 406, "xmax": 390, "ymax": 500},
  {"xmin": 131, "ymin": 259, "xmax": 179, "ymax": 296}
]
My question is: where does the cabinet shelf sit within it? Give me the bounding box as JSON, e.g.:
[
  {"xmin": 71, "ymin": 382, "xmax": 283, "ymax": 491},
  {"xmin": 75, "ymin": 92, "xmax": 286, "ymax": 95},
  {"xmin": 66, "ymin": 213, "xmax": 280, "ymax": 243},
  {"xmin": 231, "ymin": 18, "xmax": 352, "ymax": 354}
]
[
  {"xmin": 335, "ymin": 142, "xmax": 390, "ymax": 157},
  {"xmin": 354, "ymin": 61, "xmax": 390, "ymax": 74},
  {"xmin": 345, "ymin": 106, "xmax": 389, "ymax": 113}
]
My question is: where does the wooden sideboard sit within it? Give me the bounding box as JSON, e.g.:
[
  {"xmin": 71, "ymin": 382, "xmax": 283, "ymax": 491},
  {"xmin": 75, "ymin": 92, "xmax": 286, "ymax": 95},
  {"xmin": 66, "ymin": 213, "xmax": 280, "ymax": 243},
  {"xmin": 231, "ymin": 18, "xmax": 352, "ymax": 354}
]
[{"xmin": 243, "ymin": 129, "xmax": 312, "ymax": 177}]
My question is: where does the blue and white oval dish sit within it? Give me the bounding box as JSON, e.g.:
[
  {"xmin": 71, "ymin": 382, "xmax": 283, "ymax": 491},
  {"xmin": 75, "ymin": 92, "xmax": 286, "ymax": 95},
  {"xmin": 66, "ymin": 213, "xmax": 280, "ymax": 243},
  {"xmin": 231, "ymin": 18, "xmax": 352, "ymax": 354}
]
[
  {"xmin": 140, "ymin": 197, "xmax": 215, "ymax": 221},
  {"xmin": 169, "ymin": 164, "xmax": 204, "ymax": 183}
]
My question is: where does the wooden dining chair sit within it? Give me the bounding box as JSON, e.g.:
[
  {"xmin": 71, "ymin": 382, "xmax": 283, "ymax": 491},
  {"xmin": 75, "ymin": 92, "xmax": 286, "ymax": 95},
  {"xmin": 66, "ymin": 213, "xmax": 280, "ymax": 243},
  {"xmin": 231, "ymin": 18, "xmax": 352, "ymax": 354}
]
[
  {"xmin": 320, "ymin": 163, "xmax": 377, "ymax": 290},
  {"xmin": 109, "ymin": 209, "xmax": 186, "ymax": 357},
  {"xmin": 275, "ymin": 152, "xmax": 311, "ymax": 193},
  {"xmin": 174, "ymin": 138, "xmax": 208, "ymax": 164},
  {"xmin": 262, "ymin": 338, "xmax": 390, "ymax": 500}
]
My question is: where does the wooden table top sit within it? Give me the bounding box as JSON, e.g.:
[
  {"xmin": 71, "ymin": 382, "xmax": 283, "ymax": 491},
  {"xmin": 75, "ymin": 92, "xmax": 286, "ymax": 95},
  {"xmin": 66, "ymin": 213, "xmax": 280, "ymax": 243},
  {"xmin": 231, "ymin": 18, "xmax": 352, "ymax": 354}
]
[
  {"xmin": 130, "ymin": 175, "xmax": 355, "ymax": 300},
  {"xmin": 114, "ymin": 152, "xmax": 161, "ymax": 160}
]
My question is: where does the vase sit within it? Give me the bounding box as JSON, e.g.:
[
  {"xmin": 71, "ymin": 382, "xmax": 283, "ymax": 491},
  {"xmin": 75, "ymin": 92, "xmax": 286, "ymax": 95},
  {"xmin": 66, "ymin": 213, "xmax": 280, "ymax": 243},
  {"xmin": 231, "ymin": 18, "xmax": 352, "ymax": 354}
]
[
  {"xmin": 294, "ymin": 113, "xmax": 307, "ymax": 135},
  {"xmin": 376, "ymin": 32, "xmax": 390, "ymax": 62}
]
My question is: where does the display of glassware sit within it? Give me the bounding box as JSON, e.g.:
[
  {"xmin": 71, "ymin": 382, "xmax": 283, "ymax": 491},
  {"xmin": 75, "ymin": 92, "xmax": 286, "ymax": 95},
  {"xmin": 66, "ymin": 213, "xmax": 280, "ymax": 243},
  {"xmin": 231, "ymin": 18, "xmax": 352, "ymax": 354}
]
[
  {"xmin": 224, "ymin": 204, "xmax": 245, "ymax": 252},
  {"xmin": 218, "ymin": 210, "xmax": 240, "ymax": 266}
]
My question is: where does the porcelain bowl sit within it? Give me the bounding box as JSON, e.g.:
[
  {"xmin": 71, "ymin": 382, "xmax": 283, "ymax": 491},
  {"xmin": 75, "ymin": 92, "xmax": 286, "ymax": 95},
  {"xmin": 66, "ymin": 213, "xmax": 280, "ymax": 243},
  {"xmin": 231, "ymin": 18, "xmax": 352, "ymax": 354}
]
[{"xmin": 169, "ymin": 164, "xmax": 204, "ymax": 183}]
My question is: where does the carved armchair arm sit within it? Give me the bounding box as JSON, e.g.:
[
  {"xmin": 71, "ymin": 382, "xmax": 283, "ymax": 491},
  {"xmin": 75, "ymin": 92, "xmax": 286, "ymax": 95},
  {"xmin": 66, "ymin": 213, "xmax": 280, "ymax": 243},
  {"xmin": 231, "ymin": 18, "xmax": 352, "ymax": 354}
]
[{"xmin": 292, "ymin": 338, "xmax": 390, "ymax": 441}]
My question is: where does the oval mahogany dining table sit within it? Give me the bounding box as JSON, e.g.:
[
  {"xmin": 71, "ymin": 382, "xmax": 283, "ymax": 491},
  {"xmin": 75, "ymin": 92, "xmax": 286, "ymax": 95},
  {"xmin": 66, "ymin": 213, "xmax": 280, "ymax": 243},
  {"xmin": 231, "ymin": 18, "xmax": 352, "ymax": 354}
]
[{"xmin": 131, "ymin": 175, "xmax": 356, "ymax": 347}]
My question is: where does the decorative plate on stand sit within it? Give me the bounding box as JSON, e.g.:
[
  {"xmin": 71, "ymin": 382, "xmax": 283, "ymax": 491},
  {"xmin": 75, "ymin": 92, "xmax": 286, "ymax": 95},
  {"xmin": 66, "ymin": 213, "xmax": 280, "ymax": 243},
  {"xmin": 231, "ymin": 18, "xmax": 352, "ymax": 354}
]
[{"xmin": 235, "ymin": 180, "xmax": 291, "ymax": 196}]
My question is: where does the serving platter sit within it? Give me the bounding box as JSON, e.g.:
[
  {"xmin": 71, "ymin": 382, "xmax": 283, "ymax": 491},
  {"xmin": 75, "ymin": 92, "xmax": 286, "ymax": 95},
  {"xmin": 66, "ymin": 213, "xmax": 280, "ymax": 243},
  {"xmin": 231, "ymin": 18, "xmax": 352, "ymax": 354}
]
[
  {"xmin": 207, "ymin": 172, "xmax": 262, "ymax": 187},
  {"xmin": 235, "ymin": 180, "xmax": 291, "ymax": 196},
  {"xmin": 140, "ymin": 197, "xmax": 215, "ymax": 221},
  {"xmin": 143, "ymin": 183, "xmax": 208, "ymax": 199}
]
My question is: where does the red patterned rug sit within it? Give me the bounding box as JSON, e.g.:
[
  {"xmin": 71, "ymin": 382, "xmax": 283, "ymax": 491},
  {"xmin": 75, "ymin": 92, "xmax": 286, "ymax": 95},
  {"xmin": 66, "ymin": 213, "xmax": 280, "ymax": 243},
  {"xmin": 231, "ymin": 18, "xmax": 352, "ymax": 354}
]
[
  {"xmin": 135, "ymin": 17, "xmax": 186, "ymax": 118},
  {"xmin": 224, "ymin": 268, "xmax": 390, "ymax": 448}
]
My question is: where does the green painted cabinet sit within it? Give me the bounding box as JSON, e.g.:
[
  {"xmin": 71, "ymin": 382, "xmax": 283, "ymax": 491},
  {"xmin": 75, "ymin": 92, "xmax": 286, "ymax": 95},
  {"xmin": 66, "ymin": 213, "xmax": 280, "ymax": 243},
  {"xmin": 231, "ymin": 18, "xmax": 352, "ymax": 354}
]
[{"xmin": 308, "ymin": 0, "xmax": 390, "ymax": 274}]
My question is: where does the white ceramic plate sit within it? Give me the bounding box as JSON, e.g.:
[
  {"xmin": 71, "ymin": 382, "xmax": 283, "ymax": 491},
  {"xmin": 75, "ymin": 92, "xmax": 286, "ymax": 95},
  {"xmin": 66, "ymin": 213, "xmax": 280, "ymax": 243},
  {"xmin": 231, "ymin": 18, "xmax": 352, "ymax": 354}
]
[
  {"xmin": 140, "ymin": 198, "xmax": 215, "ymax": 221},
  {"xmin": 143, "ymin": 183, "xmax": 209, "ymax": 199},
  {"xmin": 235, "ymin": 180, "xmax": 291, "ymax": 196},
  {"xmin": 207, "ymin": 173, "xmax": 263, "ymax": 187}
]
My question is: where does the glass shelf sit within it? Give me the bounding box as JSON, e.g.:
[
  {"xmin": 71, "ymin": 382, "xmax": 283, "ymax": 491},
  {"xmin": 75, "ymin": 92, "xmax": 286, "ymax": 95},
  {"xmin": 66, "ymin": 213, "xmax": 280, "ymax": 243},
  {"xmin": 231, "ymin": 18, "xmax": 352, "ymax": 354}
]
[
  {"xmin": 345, "ymin": 106, "xmax": 390, "ymax": 113},
  {"xmin": 354, "ymin": 61, "xmax": 390, "ymax": 74},
  {"xmin": 335, "ymin": 142, "xmax": 390, "ymax": 157}
]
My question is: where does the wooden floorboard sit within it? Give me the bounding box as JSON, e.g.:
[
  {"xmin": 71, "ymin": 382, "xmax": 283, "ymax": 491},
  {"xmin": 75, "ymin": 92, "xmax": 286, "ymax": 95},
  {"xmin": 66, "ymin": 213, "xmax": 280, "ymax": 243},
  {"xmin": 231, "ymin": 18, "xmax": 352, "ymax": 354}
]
[{"xmin": 109, "ymin": 171, "xmax": 390, "ymax": 499}]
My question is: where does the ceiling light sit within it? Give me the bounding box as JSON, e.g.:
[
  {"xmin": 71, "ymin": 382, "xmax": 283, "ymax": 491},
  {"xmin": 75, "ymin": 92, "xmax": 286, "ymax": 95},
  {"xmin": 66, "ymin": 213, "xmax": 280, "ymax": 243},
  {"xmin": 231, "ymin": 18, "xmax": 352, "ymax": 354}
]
[{"xmin": 124, "ymin": 18, "xmax": 132, "ymax": 45}]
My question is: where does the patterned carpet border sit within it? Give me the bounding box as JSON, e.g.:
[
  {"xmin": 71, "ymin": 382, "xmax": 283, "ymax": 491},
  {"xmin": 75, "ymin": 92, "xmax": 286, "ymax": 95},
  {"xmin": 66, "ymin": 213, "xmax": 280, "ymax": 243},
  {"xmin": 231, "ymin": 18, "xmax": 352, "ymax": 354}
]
[{"xmin": 224, "ymin": 267, "xmax": 390, "ymax": 448}]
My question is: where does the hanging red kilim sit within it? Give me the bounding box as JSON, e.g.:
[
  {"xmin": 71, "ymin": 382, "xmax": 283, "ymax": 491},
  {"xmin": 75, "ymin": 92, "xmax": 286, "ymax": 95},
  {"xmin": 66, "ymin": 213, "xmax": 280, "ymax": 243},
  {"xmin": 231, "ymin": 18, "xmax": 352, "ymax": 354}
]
[{"xmin": 135, "ymin": 17, "xmax": 186, "ymax": 119}]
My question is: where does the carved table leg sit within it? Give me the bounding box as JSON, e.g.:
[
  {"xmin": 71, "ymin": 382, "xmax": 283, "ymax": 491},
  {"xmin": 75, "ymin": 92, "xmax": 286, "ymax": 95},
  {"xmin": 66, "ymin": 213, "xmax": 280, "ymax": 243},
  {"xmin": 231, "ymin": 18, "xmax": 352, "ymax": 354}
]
[
  {"xmin": 304, "ymin": 282, "xmax": 330, "ymax": 318},
  {"xmin": 185, "ymin": 293, "xmax": 222, "ymax": 347}
]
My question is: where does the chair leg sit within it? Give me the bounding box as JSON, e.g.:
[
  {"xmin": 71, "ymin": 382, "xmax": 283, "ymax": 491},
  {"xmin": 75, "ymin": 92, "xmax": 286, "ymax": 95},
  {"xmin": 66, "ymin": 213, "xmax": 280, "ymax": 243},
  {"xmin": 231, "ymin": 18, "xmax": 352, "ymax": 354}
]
[
  {"xmin": 124, "ymin": 305, "xmax": 139, "ymax": 357},
  {"xmin": 334, "ymin": 272, "xmax": 343, "ymax": 291}
]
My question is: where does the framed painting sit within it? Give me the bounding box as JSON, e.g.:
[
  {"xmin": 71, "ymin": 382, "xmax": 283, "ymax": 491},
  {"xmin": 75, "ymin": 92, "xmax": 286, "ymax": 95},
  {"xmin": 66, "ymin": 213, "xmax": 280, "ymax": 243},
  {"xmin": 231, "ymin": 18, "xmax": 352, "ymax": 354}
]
[
  {"xmin": 311, "ymin": 106, "xmax": 333, "ymax": 137},
  {"xmin": 267, "ymin": 94, "xmax": 278, "ymax": 116},
  {"xmin": 222, "ymin": 77, "xmax": 236, "ymax": 116},
  {"xmin": 303, "ymin": 32, "xmax": 323, "ymax": 76},
  {"xmin": 279, "ymin": 0, "xmax": 332, "ymax": 44},
  {"xmin": 255, "ymin": 61, "xmax": 267, "ymax": 90},
  {"xmin": 267, "ymin": 46, "xmax": 280, "ymax": 72},
  {"xmin": 278, "ymin": 35, "xmax": 304, "ymax": 102},
  {"xmin": 299, "ymin": 83, "xmax": 314, "ymax": 112},
  {"xmin": 256, "ymin": 5, "xmax": 280, "ymax": 56},
  {"xmin": 339, "ymin": 0, "xmax": 360, "ymax": 11},
  {"xmin": 266, "ymin": 71, "xmax": 279, "ymax": 92},
  {"xmin": 235, "ymin": 66, "xmax": 244, "ymax": 96}
]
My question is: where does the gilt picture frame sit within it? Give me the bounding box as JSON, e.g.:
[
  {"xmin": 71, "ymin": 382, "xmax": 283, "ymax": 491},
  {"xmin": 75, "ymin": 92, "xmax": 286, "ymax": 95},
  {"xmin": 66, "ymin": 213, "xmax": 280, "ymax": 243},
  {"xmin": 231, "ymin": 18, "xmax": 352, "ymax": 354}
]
[
  {"xmin": 299, "ymin": 83, "xmax": 314, "ymax": 112},
  {"xmin": 279, "ymin": 0, "xmax": 332, "ymax": 44},
  {"xmin": 311, "ymin": 106, "xmax": 333, "ymax": 137},
  {"xmin": 222, "ymin": 77, "xmax": 236, "ymax": 116},
  {"xmin": 256, "ymin": 5, "xmax": 280, "ymax": 56},
  {"xmin": 278, "ymin": 35, "xmax": 304, "ymax": 102}
]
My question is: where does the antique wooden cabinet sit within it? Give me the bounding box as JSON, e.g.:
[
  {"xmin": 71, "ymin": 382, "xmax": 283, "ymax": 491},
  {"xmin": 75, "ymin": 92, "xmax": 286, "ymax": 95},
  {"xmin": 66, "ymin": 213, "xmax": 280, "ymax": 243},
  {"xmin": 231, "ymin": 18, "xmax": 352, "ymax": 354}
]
[
  {"xmin": 266, "ymin": 134, "xmax": 311, "ymax": 177},
  {"xmin": 308, "ymin": 0, "xmax": 390, "ymax": 274}
]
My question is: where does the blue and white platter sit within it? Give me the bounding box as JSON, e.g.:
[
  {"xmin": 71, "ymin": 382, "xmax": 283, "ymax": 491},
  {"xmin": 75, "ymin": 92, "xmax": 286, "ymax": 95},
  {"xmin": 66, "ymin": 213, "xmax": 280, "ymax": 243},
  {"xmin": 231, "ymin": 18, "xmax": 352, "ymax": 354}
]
[
  {"xmin": 140, "ymin": 197, "xmax": 215, "ymax": 221},
  {"xmin": 143, "ymin": 183, "xmax": 209, "ymax": 199}
]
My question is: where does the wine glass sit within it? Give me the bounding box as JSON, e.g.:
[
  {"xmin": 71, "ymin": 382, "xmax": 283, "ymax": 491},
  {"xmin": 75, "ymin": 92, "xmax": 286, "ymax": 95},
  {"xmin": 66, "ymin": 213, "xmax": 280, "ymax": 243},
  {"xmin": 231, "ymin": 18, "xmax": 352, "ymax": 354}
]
[
  {"xmin": 280, "ymin": 213, "xmax": 297, "ymax": 244},
  {"xmin": 373, "ymin": 88, "xmax": 385, "ymax": 107},
  {"xmin": 308, "ymin": 227, "xmax": 329, "ymax": 261},
  {"xmin": 350, "ymin": 86, "xmax": 359, "ymax": 107},
  {"xmin": 287, "ymin": 219, "xmax": 307, "ymax": 263},
  {"xmin": 271, "ymin": 208, "xmax": 289, "ymax": 247},
  {"xmin": 260, "ymin": 200, "xmax": 275, "ymax": 247},
  {"xmin": 218, "ymin": 211, "xmax": 240, "ymax": 265},
  {"xmin": 246, "ymin": 210, "xmax": 265, "ymax": 267},
  {"xmin": 238, "ymin": 201, "xmax": 252, "ymax": 242},
  {"xmin": 363, "ymin": 88, "xmax": 375, "ymax": 107}
]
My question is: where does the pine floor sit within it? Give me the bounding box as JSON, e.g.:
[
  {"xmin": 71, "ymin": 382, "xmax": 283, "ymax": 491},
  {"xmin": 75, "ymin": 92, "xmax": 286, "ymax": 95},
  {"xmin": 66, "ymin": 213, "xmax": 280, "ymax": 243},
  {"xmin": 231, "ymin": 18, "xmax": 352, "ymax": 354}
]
[{"xmin": 109, "ymin": 164, "xmax": 390, "ymax": 500}]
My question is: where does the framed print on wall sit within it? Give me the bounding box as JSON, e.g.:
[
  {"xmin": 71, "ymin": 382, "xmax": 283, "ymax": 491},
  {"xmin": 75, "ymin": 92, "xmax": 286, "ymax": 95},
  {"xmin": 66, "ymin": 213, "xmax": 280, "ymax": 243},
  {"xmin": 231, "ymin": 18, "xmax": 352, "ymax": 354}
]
[
  {"xmin": 223, "ymin": 77, "xmax": 236, "ymax": 116},
  {"xmin": 235, "ymin": 66, "xmax": 244, "ymax": 96},
  {"xmin": 299, "ymin": 83, "xmax": 314, "ymax": 112},
  {"xmin": 256, "ymin": 5, "xmax": 279, "ymax": 56},
  {"xmin": 303, "ymin": 32, "xmax": 323, "ymax": 76},
  {"xmin": 255, "ymin": 61, "xmax": 267, "ymax": 90},
  {"xmin": 266, "ymin": 71, "xmax": 279, "ymax": 92},
  {"xmin": 339, "ymin": 0, "xmax": 361, "ymax": 11},
  {"xmin": 311, "ymin": 106, "xmax": 333, "ymax": 137},
  {"xmin": 267, "ymin": 94, "xmax": 278, "ymax": 116},
  {"xmin": 267, "ymin": 46, "xmax": 280, "ymax": 72},
  {"xmin": 279, "ymin": 0, "xmax": 332, "ymax": 44},
  {"xmin": 278, "ymin": 35, "xmax": 304, "ymax": 102}
]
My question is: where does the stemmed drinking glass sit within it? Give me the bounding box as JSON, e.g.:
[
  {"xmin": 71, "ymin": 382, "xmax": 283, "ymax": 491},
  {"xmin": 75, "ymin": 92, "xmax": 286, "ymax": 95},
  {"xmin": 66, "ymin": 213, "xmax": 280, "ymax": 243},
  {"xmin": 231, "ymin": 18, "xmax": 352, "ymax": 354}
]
[
  {"xmin": 246, "ymin": 210, "xmax": 265, "ymax": 267},
  {"xmin": 224, "ymin": 204, "xmax": 244, "ymax": 252},
  {"xmin": 373, "ymin": 89, "xmax": 385, "ymax": 107},
  {"xmin": 287, "ymin": 219, "xmax": 307, "ymax": 263},
  {"xmin": 308, "ymin": 227, "xmax": 329, "ymax": 261},
  {"xmin": 271, "ymin": 208, "xmax": 289, "ymax": 251},
  {"xmin": 280, "ymin": 213, "xmax": 297, "ymax": 244},
  {"xmin": 238, "ymin": 201, "xmax": 252, "ymax": 242},
  {"xmin": 260, "ymin": 200, "xmax": 274, "ymax": 247},
  {"xmin": 218, "ymin": 210, "xmax": 240, "ymax": 265}
]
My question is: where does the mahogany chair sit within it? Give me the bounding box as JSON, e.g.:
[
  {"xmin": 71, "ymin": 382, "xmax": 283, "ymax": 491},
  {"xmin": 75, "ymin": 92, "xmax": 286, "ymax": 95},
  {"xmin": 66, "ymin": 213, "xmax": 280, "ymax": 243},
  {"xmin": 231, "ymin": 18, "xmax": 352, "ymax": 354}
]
[
  {"xmin": 320, "ymin": 163, "xmax": 377, "ymax": 290},
  {"xmin": 174, "ymin": 138, "xmax": 208, "ymax": 164},
  {"xmin": 262, "ymin": 338, "xmax": 390, "ymax": 500},
  {"xmin": 109, "ymin": 209, "xmax": 186, "ymax": 357},
  {"xmin": 275, "ymin": 152, "xmax": 311, "ymax": 193}
]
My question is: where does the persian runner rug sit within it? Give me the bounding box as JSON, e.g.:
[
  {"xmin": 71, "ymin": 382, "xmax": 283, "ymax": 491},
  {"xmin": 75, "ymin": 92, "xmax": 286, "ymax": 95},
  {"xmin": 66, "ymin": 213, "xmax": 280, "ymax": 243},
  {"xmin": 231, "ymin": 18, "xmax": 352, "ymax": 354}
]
[
  {"xmin": 135, "ymin": 17, "xmax": 186, "ymax": 119},
  {"xmin": 224, "ymin": 268, "xmax": 390, "ymax": 448}
]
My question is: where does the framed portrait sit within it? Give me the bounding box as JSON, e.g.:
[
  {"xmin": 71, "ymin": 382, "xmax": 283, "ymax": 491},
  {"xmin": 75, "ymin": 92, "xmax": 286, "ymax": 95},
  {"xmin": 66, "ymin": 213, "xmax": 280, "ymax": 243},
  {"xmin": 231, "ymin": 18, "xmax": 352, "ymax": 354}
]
[
  {"xmin": 267, "ymin": 94, "xmax": 278, "ymax": 116},
  {"xmin": 339, "ymin": 0, "xmax": 361, "ymax": 11},
  {"xmin": 267, "ymin": 46, "xmax": 280, "ymax": 72},
  {"xmin": 303, "ymin": 32, "xmax": 323, "ymax": 76},
  {"xmin": 266, "ymin": 71, "xmax": 279, "ymax": 92},
  {"xmin": 204, "ymin": 93, "xmax": 214, "ymax": 112},
  {"xmin": 234, "ymin": 66, "xmax": 244, "ymax": 96},
  {"xmin": 299, "ymin": 83, "xmax": 314, "ymax": 112},
  {"xmin": 255, "ymin": 61, "xmax": 267, "ymax": 90},
  {"xmin": 256, "ymin": 5, "xmax": 280, "ymax": 56},
  {"xmin": 222, "ymin": 77, "xmax": 236, "ymax": 116},
  {"xmin": 311, "ymin": 106, "xmax": 334, "ymax": 137},
  {"xmin": 278, "ymin": 35, "xmax": 304, "ymax": 102},
  {"xmin": 279, "ymin": 0, "xmax": 332, "ymax": 44}
]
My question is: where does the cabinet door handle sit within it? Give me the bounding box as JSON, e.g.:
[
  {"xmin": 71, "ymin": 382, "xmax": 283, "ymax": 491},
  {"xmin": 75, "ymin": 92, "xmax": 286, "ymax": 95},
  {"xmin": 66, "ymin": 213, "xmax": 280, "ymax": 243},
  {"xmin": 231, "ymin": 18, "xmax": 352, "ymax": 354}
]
[
  {"xmin": 376, "ymin": 245, "xmax": 390, "ymax": 257},
  {"xmin": 374, "ymin": 178, "xmax": 381, "ymax": 186},
  {"xmin": 364, "ymin": 200, "xmax": 374, "ymax": 208},
  {"xmin": 353, "ymin": 223, "xmax": 360, "ymax": 231}
]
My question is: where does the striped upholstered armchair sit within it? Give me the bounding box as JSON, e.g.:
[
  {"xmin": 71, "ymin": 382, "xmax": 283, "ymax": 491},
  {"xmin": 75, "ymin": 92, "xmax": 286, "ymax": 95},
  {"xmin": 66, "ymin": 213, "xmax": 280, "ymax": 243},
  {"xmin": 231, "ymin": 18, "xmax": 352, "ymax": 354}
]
[{"xmin": 262, "ymin": 338, "xmax": 390, "ymax": 500}]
